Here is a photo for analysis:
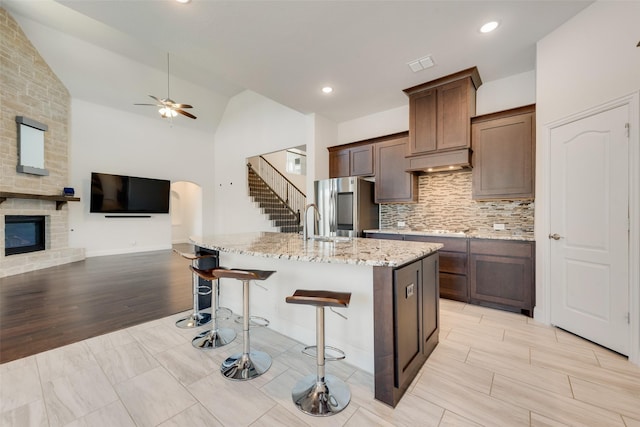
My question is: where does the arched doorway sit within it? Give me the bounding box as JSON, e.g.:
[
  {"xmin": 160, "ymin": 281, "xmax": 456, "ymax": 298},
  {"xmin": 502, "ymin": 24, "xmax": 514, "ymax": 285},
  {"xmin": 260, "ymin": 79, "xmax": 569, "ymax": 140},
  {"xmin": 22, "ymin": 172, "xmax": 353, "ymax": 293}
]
[{"xmin": 170, "ymin": 181, "xmax": 203, "ymax": 244}]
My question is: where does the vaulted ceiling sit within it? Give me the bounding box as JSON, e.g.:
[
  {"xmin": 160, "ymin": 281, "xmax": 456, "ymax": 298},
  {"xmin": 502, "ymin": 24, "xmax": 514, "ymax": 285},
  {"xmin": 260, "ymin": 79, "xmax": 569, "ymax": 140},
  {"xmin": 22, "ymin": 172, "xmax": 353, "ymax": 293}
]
[{"xmin": 4, "ymin": 0, "xmax": 592, "ymax": 133}]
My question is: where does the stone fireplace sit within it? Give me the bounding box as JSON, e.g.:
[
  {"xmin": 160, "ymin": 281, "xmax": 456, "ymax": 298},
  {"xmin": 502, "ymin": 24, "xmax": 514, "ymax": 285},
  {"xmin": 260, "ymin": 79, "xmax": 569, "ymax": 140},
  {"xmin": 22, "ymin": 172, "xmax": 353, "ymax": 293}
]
[{"xmin": 0, "ymin": 9, "xmax": 85, "ymax": 278}]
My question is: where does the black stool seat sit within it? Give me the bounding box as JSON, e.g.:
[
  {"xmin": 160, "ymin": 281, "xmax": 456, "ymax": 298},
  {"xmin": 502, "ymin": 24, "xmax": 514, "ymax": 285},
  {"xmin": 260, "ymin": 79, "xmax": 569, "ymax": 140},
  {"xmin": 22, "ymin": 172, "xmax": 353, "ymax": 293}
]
[
  {"xmin": 285, "ymin": 290, "xmax": 350, "ymax": 308},
  {"xmin": 190, "ymin": 266, "xmax": 219, "ymax": 281},
  {"xmin": 212, "ymin": 268, "xmax": 275, "ymax": 282}
]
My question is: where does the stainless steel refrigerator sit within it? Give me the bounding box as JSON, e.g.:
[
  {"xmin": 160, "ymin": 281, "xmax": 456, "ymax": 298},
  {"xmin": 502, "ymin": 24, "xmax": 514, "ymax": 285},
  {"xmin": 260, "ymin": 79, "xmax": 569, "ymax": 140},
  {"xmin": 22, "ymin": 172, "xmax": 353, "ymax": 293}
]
[{"xmin": 314, "ymin": 177, "xmax": 379, "ymax": 238}]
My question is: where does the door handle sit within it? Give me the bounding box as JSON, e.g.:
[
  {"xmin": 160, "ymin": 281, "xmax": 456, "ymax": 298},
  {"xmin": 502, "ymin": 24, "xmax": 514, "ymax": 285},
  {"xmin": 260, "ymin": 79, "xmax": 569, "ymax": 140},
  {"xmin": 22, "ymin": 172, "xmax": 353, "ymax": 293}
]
[{"xmin": 549, "ymin": 233, "xmax": 563, "ymax": 240}]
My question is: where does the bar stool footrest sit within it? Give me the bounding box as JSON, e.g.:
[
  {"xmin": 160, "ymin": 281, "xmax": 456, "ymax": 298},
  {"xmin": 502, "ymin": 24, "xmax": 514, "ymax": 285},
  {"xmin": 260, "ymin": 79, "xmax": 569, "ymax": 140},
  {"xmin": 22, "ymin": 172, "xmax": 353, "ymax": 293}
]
[
  {"xmin": 216, "ymin": 306, "xmax": 233, "ymax": 320},
  {"xmin": 234, "ymin": 315, "xmax": 270, "ymax": 328},
  {"xmin": 301, "ymin": 345, "xmax": 346, "ymax": 361},
  {"xmin": 197, "ymin": 285, "xmax": 212, "ymax": 296}
]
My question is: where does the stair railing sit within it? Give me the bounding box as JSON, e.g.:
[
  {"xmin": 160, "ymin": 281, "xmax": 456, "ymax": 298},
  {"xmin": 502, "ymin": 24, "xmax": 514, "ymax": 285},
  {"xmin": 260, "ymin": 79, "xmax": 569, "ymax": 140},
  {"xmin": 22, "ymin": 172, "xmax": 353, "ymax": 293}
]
[{"xmin": 247, "ymin": 157, "xmax": 306, "ymax": 230}]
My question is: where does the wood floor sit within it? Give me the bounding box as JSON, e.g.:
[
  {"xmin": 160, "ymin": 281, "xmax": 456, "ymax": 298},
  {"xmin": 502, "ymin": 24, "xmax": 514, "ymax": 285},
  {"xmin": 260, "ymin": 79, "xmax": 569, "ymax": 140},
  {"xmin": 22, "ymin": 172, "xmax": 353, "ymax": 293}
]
[{"xmin": 0, "ymin": 248, "xmax": 194, "ymax": 364}]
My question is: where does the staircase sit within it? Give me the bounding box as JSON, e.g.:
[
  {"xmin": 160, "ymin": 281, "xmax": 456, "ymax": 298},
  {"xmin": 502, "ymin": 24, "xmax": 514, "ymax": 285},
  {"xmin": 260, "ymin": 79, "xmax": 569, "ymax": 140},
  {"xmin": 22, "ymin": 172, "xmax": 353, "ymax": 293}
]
[{"xmin": 248, "ymin": 166, "xmax": 302, "ymax": 233}]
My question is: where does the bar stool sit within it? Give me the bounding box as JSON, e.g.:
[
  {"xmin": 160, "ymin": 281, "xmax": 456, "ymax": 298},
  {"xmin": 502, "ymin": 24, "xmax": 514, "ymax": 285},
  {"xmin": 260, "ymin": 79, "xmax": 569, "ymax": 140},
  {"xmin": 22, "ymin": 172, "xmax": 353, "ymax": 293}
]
[
  {"xmin": 172, "ymin": 249, "xmax": 215, "ymax": 328},
  {"xmin": 285, "ymin": 289, "xmax": 351, "ymax": 416},
  {"xmin": 214, "ymin": 268, "xmax": 276, "ymax": 380},
  {"xmin": 189, "ymin": 267, "xmax": 236, "ymax": 349}
]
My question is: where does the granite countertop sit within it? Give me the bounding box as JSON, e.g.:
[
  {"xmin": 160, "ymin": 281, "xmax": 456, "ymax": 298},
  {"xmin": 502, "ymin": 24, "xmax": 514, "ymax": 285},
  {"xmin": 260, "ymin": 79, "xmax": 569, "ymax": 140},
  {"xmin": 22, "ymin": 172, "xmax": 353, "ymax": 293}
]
[
  {"xmin": 365, "ymin": 229, "xmax": 535, "ymax": 242},
  {"xmin": 190, "ymin": 232, "xmax": 442, "ymax": 267}
]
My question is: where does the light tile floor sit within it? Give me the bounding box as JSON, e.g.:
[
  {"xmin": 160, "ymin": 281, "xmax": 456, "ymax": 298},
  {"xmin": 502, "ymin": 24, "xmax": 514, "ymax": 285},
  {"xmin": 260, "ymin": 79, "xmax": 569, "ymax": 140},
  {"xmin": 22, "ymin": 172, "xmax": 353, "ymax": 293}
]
[{"xmin": 1, "ymin": 299, "xmax": 639, "ymax": 426}]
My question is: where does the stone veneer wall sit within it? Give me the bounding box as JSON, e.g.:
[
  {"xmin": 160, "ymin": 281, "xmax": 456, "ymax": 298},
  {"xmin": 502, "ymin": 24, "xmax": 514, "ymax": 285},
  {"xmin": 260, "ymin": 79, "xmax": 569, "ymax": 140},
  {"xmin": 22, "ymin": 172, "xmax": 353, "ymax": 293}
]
[
  {"xmin": 380, "ymin": 171, "xmax": 534, "ymax": 239},
  {"xmin": 0, "ymin": 8, "xmax": 84, "ymax": 277}
]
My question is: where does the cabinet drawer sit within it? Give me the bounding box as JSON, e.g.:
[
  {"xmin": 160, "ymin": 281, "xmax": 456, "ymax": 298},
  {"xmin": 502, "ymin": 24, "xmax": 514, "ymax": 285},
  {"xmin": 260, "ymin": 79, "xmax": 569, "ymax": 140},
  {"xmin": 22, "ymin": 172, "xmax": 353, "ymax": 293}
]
[
  {"xmin": 404, "ymin": 235, "xmax": 467, "ymax": 252},
  {"xmin": 439, "ymin": 252, "xmax": 467, "ymax": 274},
  {"xmin": 469, "ymin": 239, "xmax": 532, "ymax": 258},
  {"xmin": 440, "ymin": 273, "xmax": 468, "ymax": 301}
]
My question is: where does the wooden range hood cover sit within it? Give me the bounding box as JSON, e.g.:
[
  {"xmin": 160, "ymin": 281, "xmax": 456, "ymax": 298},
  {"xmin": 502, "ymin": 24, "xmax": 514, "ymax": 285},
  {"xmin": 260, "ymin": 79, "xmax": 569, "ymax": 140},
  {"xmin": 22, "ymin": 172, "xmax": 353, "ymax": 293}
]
[{"xmin": 405, "ymin": 148, "xmax": 471, "ymax": 173}]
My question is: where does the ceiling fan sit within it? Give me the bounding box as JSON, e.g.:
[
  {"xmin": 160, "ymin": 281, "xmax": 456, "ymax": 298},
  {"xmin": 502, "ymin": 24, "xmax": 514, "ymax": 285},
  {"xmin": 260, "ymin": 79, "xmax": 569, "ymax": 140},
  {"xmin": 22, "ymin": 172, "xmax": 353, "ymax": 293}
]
[{"xmin": 135, "ymin": 53, "xmax": 196, "ymax": 120}]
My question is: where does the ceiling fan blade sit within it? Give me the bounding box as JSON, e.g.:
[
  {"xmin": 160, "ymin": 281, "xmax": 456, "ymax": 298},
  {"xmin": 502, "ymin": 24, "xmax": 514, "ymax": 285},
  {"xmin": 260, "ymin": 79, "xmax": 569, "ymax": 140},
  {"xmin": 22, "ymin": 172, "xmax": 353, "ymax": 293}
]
[
  {"xmin": 148, "ymin": 95, "xmax": 163, "ymax": 103},
  {"xmin": 175, "ymin": 109, "xmax": 197, "ymax": 119},
  {"xmin": 172, "ymin": 103, "xmax": 193, "ymax": 109}
]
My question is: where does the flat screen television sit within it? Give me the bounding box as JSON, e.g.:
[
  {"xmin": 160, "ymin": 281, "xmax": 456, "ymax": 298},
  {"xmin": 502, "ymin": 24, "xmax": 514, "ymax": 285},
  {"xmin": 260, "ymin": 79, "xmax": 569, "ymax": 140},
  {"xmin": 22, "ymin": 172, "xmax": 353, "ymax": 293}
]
[{"xmin": 90, "ymin": 172, "xmax": 170, "ymax": 214}]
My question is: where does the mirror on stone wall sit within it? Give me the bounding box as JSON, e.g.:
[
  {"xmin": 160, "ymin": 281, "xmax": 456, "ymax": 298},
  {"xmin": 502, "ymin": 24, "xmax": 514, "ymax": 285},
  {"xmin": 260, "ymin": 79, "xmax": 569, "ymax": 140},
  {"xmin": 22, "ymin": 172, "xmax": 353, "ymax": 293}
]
[{"xmin": 16, "ymin": 116, "xmax": 49, "ymax": 176}]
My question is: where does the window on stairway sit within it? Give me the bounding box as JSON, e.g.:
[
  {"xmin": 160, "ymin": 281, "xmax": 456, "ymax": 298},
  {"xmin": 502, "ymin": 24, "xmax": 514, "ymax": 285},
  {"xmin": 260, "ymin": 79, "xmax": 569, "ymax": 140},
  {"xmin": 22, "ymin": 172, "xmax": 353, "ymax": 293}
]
[{"xmin": 286, "ymin": 149, "xmax": 306, "ymax": 175}]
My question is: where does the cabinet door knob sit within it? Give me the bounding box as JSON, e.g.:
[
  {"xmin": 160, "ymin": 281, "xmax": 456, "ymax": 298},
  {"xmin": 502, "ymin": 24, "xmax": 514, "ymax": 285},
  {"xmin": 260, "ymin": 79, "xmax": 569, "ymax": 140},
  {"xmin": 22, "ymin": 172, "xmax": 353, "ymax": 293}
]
[{"xmin": 548, "ymin": 233, "xmax": 563, "ymax": 240}]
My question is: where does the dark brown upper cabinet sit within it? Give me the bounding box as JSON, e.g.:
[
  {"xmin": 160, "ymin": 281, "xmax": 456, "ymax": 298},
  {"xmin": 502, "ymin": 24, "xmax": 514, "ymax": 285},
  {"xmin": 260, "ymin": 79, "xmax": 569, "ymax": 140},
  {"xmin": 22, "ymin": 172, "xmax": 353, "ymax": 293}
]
[
  {"xmin": 375, "ymin": 134, "xmax": 417, "ymax": 203},
  {"xmin": 328, "ymin": 132, "xmax": 417, "ymax": 203},
  {"xmin": 404, "ymin": 67, "xmax": 482, "ymax": 157},
  {"xmin": 328, "ymin": 143, "xmax": 374, "ymax": 178},
  {"xmin": 471, "ymin": 105, "xmax": 536, "ymax": 200}
]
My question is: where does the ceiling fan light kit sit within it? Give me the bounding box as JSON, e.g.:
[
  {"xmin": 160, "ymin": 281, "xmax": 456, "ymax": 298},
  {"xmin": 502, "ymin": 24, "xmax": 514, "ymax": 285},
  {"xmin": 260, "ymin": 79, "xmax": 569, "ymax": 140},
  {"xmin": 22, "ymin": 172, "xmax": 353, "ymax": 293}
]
[{"xmin": 134, "ymin": 53, "xmax": 197, "ymax": 120}]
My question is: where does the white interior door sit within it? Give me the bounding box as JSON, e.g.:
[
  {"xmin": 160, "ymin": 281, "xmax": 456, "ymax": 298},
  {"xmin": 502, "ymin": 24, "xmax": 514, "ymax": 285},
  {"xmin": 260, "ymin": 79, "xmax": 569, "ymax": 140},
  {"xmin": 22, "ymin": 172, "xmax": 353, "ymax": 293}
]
[{"xmin": 549, "ymin": 104, "xmax": 630, "ymax": 355}]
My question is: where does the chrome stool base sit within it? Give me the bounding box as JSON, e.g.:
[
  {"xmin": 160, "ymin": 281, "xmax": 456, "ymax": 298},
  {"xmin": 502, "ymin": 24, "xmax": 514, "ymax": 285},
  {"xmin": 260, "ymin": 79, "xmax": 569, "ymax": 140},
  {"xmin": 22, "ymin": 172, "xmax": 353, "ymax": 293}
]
[
  {"xmin": 192, "ymin": 327, "xmax": 236, "ymax": 349},
  {"xmin": 175, "ymin": 312, "xmax": 211, "ymax": 329},
  {"xmin": 221, "ymin": 350, "xmax": 271, "ymax": 380},
  {"xmin": 292, "ymin": 374, "xmax": 351, "ymax": 416}
]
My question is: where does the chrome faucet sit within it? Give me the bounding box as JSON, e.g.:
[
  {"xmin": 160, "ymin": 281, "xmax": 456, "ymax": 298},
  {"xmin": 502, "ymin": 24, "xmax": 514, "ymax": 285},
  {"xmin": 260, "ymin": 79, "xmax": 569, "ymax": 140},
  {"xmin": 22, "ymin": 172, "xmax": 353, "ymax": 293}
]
[{"xmin": 303, "ymin": 203, "xmax": 321, "ymax": 241}]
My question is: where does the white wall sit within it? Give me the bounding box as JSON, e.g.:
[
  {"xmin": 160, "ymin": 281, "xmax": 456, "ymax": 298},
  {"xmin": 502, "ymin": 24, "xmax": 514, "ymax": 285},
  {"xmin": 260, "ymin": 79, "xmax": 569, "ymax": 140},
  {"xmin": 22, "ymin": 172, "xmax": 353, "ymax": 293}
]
[
  {"xmin": 476, "ymin": 70, "xmax": 536, "ymax": 115},
  {"xmin": 535, "ymin": 0, "xmax": 640, "ymax": 363},
  {"xmin": 211, "ymin": 90, "xmax": 311, "ymax": 234},
  {"xmin": 338, "ymin": 105, "xmax": 409, "ymax": 145},
  {"xmin": 68, "ymin": 99, "xmax": 215, "ymax": 256}
]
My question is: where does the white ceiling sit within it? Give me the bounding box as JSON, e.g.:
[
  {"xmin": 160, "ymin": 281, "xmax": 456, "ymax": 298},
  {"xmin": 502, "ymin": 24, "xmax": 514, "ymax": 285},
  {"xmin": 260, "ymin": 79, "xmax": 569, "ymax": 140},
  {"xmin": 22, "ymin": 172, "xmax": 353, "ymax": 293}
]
[{"xmin": 3, "ymin": 0, "xmax": 592, "ymax": 132}]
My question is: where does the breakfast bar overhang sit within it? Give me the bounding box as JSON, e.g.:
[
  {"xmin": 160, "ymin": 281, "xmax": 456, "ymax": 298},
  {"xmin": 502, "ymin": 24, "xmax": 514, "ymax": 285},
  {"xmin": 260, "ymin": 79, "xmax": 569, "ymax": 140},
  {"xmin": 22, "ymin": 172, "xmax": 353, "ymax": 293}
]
[{"xmin": 191, "ymin": 232, "xmax": 442, "ymax": 407}]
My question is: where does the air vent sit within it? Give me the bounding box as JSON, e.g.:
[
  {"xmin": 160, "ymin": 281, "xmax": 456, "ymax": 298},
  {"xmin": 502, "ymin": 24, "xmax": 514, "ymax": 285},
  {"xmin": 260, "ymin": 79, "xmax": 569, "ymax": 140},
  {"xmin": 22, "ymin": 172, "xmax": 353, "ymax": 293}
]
[{"xmin": 407, "ymin": 55, "xmax": 435, "ymax": 73}]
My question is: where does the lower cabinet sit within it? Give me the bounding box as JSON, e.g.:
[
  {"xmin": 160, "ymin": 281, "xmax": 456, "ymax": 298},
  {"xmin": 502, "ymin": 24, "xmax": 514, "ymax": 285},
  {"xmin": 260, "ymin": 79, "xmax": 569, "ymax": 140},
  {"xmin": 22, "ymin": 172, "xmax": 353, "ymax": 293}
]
[
  {"xmin": 392, "ymin": 254, "xmax": 439, "ymax": 390},
  {"xmin": 469, "ymin": 239, "xmax": 535, "ymax": 316},
  {"xmin": 365, "ymin": 233, "xmax": 535, "ymax": 317},
  {"xmin": 405, "ymin": 235, "xmax": 468, "ymax": 302},
  {"xmin": 393, "ymin": 260, "xmax": 423, "ymax": 388}
]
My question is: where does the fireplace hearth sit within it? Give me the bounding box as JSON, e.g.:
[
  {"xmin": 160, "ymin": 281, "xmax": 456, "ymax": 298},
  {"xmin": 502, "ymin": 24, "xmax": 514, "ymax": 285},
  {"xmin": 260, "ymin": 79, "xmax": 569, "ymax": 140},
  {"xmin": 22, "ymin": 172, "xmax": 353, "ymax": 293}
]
[{"xmin": 4, "ymin": 215, "xmax": 46, "ymax": 256}]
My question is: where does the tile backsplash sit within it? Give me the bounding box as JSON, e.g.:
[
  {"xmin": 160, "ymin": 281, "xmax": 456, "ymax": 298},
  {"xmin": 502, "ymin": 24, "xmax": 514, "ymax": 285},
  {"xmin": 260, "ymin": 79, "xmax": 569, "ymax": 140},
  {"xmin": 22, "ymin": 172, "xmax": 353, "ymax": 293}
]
[{"xmin": 380, "ymin": 170, "xmax": 534, "ymax": 238}]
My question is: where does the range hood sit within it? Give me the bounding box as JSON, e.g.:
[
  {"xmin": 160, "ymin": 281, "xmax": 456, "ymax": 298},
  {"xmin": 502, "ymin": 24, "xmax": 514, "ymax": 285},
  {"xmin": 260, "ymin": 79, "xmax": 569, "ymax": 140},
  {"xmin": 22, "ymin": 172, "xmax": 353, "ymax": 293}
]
[{"xmin": 405, "ymin": 148, "xmax": 472, "ymax": 173}]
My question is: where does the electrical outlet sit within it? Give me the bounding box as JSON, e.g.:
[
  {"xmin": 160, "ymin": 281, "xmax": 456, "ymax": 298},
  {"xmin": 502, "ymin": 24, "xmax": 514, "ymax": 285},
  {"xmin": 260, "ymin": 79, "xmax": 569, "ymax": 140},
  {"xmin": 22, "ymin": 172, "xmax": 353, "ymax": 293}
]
[
  {"xmin": 398, "ymin": 221, "xmax": 406, "ymax": 228},
  {"xmin": 493, "ymin": 223, "xmax": 506, "ymax": 231}
]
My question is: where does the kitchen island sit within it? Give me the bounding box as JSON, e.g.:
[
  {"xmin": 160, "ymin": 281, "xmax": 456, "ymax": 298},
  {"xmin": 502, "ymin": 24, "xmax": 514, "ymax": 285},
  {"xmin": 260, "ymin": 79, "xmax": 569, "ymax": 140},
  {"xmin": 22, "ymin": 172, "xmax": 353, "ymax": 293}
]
[{"xmin": 191, "ymin": 232, "xmax": 442, "ymax": 407}]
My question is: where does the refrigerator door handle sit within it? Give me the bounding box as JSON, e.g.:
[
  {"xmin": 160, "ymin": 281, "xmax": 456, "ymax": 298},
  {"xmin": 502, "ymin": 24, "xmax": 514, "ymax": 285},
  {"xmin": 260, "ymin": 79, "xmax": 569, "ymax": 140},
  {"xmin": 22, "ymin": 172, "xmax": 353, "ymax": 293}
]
[{"xmin": 330, "ymin": 188, "xmax": 336, "ymax": 233}]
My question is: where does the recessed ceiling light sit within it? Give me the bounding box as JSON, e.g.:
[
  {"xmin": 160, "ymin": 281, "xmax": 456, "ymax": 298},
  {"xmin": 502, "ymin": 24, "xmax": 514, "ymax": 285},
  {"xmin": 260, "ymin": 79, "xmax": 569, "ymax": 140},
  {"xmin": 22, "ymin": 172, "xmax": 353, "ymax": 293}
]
[
  {"xmin": 176, "ymin": 0, "xmax": 191, "ymax": 4},
  {"xmin": 480, "ymin": 21, "xmax": 499, "ymax": 33},
  {"xmin": 322, "ymin": 86, "xmax": 333, "ymax": 94}
]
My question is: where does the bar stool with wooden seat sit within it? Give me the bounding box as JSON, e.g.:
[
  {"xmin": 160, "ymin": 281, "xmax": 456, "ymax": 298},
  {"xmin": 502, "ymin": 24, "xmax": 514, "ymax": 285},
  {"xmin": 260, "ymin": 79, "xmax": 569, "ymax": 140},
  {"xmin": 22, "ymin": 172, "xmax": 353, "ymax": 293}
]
[
  {"xmin": 213, "ymin": 268, "xmax": 276, "ymax": 380},
  {"xmin": 189, "ymin": 267, "xmax": 236, "ymax": 349},
  {"xmin": 172, "ymin": 249, "xmax": 216, "ymax": 328},
  {"xmin": 285, "ymin": 289, "xmax": 351, "ymax": 416}
]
